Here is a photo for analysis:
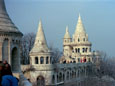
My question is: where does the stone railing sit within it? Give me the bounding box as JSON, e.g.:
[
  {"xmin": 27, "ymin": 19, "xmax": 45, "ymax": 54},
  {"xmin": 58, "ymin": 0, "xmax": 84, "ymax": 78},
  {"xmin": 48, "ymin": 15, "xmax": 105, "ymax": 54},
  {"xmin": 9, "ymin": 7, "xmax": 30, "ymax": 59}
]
[
  {"xmin": 31, "ymin": 62, "xmax": 92, "ymax": 71},
  {"xmin": 19, "ymin": 73, "xmax": 32, "ymax": 86}
]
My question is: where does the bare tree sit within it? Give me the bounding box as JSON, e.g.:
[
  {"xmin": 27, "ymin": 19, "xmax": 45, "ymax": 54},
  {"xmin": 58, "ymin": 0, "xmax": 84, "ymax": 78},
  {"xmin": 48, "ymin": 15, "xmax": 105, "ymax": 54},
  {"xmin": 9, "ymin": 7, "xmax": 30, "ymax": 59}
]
[
  {"xmin": 20, "ymin": 32, "xmax": 35, "ymax": 64},
  {"xmin": 49, "ymin": 42, "xmax": 62, "ymax": 63}
]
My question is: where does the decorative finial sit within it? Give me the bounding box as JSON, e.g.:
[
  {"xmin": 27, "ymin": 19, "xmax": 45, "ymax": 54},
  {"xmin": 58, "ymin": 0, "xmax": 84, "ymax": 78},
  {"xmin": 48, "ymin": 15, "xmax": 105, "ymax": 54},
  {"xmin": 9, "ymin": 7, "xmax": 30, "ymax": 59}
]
[{"xmin": 66, "ymin": 26, "xmax": 69, "ymax": 33}]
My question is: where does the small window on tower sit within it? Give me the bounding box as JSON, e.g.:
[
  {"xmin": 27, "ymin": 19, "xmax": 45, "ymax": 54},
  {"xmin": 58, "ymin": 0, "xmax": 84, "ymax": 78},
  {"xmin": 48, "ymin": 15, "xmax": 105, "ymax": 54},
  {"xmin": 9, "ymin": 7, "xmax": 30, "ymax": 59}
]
[
  {"xmin": 40, "ymin": 57, "xmax": 44, "ymax": 64},
  {"xmin": 78, "ymin": 38, "xmax": 80, "ymax": 42},
  {"xmin": 65, "ymin": 40, "xmax": 66, "ymax": 42},
  {"xmin": 82, "ymin": 48, "xmax": 85, "ymax": 53},
  {"xmin": 83, "ymin": 38, "xmax": 85, "ymax": 41},
  {"xmin": 35, "ymin": 57, "xmax": 38, "ymax": 64},
  {"xmin": 78, "ymin": 48, "xmax": 80, "ymax": 53}
]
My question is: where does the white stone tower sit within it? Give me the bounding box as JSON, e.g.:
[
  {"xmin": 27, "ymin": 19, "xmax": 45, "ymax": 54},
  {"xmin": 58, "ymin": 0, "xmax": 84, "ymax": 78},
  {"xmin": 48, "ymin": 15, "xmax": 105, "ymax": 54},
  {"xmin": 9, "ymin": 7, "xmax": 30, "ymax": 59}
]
[
  {"xmin": 0, "ymin": 0, "xmax": 23, "ymax": 72},
  {"xmin": 29, "ymin": 20, "xmax": 53, "ymax": 85},
  {"xmin": 62, "ymin": 14, "xmax": 92, "ymax": 63},
  {"xmin": 29, "ymin": 20, "xmax": 51, "ymax": 65}
]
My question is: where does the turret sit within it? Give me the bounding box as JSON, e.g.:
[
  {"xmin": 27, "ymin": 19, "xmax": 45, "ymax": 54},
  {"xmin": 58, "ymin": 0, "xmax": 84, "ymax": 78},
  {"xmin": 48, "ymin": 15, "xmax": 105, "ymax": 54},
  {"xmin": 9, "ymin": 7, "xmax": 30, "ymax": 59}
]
[
  {"xmin": 73, "ymin": 14, "xmax": 88, "ymax": 43},
  {"xmin": 30, "ymin": 20, "xmax": 51, "ymax": 65},
  {"xmin": 0, "ymin": 0, "xmax": 23, "ymax": 72},
  {"xmin": 63, "ymin": 26, "xmax": 71, "ymax": 44},
  {"xmin": 72, "ymin": 14, "xmax": 92, "ymax": 63}
]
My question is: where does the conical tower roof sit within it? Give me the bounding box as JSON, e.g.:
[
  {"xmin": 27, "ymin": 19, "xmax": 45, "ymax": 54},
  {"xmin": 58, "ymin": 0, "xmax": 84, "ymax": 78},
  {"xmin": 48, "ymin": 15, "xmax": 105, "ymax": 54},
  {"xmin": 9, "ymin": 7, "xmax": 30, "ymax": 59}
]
[
  {"xmin": 0, "ymin": 0, "xmax": 22, "ymax": 35},
  {"xmin": 74, "ymin": 14, "xmax": 86, "ymax": 36},
  {"xmin": 30, "ymin": 20, "xmax": 50, "ymax": 53},
  {"xmin": 64, "ymin": 26, "xmax": 71, "ymax": 39}
]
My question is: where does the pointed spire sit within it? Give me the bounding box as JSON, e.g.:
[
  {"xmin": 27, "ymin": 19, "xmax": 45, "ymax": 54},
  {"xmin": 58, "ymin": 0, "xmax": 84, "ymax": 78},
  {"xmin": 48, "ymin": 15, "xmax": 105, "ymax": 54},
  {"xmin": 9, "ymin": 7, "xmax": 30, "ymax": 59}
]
[
  {"xmin": 64, "ymin": 26, "xmax": 71, "ymax": 39},
  {"xmin": 0, "ymin": 0, "xmax": 22, "ymax": 34},
  {"xmin": 0, "ymin": 0, "xmax": 6, "ymax": 13},
  {"xmin": 30, "ymin": 20, "xmax": 50, "ymax": 53},
  {"xmin": 74, "ymin": 14, "xmax": 86, "ymax": 36}
]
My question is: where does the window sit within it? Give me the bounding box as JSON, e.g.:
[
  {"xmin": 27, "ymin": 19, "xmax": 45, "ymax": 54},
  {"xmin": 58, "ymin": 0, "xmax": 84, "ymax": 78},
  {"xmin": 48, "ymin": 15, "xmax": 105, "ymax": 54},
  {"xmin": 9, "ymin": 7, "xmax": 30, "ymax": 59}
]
[
  {"xmin": 88, "ymin": 58, "xmax": 91, "ymax": 62},
  {"xmin": 82, "ymin": 48, "xmax": 85, "ymax": 53},
  {"xmin": 46, "ymin": 57, "xmax": 49, "ymax": 64},
  {"xmin": 86, "ymin": 48, "xmax": 88, "ymax": 52},
  {"xmin": 75, "ymin": 48, "xmax": 77, "ymax": 53},
  {"xmin": 78, "ymin": 58, "xmax": 80, "ymax": 62},
  {"xmin": 65, "ymin": 40, "xmax": 66, "ymax": 42},
  {"xmin": 83, "ymin": 38, "xmax": 85, "ymax": 41},
  {"xmin": 78, "ymin": 48, "xmax": 80, "ymax": 53},
  {"xmin": 35, "ymin": 57, "xmax": 38, "ymax": 64},
  {"xmin": 52, "ymin": 75, "xmax": 55, "ymax": 84},
  {"xmin": 78, "ymin": 38, "xmax": 80, "ymax": 42},
  {"xmin": 40, "ymin": 57, "xmax": 44, "ymax": 64}
]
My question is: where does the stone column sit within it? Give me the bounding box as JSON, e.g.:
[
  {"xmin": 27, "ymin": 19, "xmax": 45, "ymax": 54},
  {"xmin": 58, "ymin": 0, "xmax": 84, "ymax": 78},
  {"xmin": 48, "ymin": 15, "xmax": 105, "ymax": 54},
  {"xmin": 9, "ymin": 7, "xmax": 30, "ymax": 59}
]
[
  {"xmin": 0, "ymin": 42, "xmax": 2, "ymax": 61},
  {"xmin": 55, "ymin": 74, "xmax": 57, "ymax": 85},
  {"xmin": 39, "ymin": 57, "xmax": 40, "ymax": 64},
  {"xmin": 44, "ymin": 57, "xmax": 46, "ymax": 64},
  {"xmin": 8, "ymin": 39, "xmax": 11, "ymax": 64}
]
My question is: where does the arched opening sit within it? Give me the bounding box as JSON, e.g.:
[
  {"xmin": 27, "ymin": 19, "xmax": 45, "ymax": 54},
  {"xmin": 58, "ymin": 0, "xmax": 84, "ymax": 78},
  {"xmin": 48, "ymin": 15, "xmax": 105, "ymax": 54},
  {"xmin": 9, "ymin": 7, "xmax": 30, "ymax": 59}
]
[
  {"xmin": 78, "ymin": 38, "xmax": 80, "ymax": 42},
  {"xmin": 83, "ymin": 38, "xmax": 85, "ymax": 41},
  {"xmin": 82, "ymin": 48, "xmax": 85, "ymax": 53},
  {"xmin": 66, "ymin": 71, "xmax": 69, "ymax": 80},
  {"xmin": 35, "ymin": 57, "xmax": 38, "ymax": 64},
  {"xmin": 59, "ymin": 72, "xmax": 62, "ymax": 82},
  {"xmin": 46, "ymin": 56, "xmax": 49, "ymax": 64},
  {"xmin": 63, "ymin": 74, "xmax": 65, "ymax": 81},
  {"xmin": 11, "ymin": 47, "xmax": 19, "ymax": 72},
  {"xmin": 78, "ymin": 58, "xmax": 80, "ymax": 62},
  {"xmin": 40, "ymin": 57, "xmax": 44, "ymax": 64},
  {"xmin": 88, "ymin": 58, "xmax": 91, "ymax": 62},
  {"xmin": 2, "ymin": 39, "xmax": 8, "ymax": 61},
  {"xmin": 78, "ymin": 48, "xmax": 80, "ymax": 53},
  {"xmin": 72, "ymin": 71, "xmax": 74, "ymax": 78},
  {"xmin": 52, "ymin": 75, "xmax": 55, "ymax": 84},
  {"xmin": 37, "ymin": 75, "xmax": 45, "ymax": 86}
]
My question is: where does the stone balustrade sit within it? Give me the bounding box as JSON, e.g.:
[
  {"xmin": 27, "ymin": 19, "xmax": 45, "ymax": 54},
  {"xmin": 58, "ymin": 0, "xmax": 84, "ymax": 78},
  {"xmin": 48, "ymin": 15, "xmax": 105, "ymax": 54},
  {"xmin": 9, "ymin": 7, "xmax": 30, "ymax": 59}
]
[{"xmin": 21, "ymin": 62, "xmax": 92, "ymax": 71}]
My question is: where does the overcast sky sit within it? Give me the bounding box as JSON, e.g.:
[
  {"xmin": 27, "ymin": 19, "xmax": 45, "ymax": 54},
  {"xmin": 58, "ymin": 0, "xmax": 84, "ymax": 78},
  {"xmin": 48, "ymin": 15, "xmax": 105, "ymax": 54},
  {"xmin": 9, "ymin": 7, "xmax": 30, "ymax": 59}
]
[{"xmin": 5, "ymin": 0, "xmax": 115, "ymax": 57}]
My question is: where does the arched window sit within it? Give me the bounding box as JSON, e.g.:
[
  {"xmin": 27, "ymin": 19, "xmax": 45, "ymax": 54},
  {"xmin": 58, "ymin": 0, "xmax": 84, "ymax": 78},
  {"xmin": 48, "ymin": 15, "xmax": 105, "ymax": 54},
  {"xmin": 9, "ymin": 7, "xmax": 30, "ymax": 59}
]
[
  {"xmin": 65, "ymin": 40, "xmax": 66, "ymax": 42},
  {"xmin": 40, "ymin": 57, "xmax": 44, "ymax": 64},
  {"xmin": 50, "ymin": 57, "xmax": 52, "ymax": 64},
  {"xmin": 83, "ymin": 38, "xmax": 85, "ymax": 41},
  {"xmin": 88, "ymin": 58, "xmax": 91, "ymax": 62},
  {"xmin": 52, "ymin": 75, "xmax": 55, "ymax": 84},
  {"xmin": 82, "ymin": 48, "xmax": 85, "ymax": 53},
  {"xmin": 78, "ymin": 48, "xmax": 80, "ymax": 53},
  {"xmin": 35, "ymin": 57, "xmax": 38, "ymax": 64},
  {"xmin": 59, "ymin": 72, "xmax": 62, "ymax": 82},
  {"xmin": 85, "ymin": 48, "xmax": 88, "ymax": 52},
  {"xmin": 78, "ymin": 58, "xmax": 80, "ymax": 62},
  {"xmin": 75, "ymin": 48, "xmax": 77, "ymax": 53},
  {"xmin": 78, "ymin": 38, "xmax": 80, "ymax": 42},
  {"xmin": 46, "ymin": 56, "xmax": 49, "ymax": 64},
  {"xmin": 66, "ymin": 72, "xmax": 69, "ymax": 80}
]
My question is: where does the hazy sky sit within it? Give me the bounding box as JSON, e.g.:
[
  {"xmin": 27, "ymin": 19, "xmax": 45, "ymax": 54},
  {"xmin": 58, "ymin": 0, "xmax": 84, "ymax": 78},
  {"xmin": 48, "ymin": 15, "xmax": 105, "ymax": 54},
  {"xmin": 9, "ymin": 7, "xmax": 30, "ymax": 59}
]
[{"xmin": 5, "ymin": 0, "xmax": 115, "ymax": 57}]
